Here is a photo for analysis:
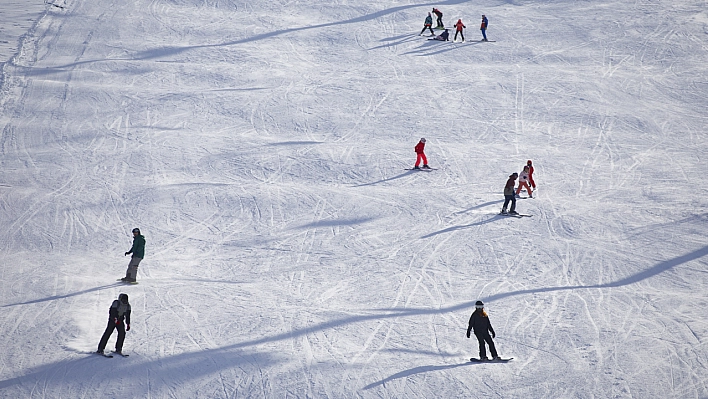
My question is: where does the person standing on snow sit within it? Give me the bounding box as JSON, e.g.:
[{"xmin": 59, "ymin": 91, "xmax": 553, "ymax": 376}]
[
  {"xmin": 414, "ymin": 138, "xmax": 431, "ymax": 169},
  {"xmin": 480, "ymin": 15, "xmax": 489, "ymax": 41},
  {"xmin": 527, "ymin": 160, "xmax": 536, "ymax": 189},
  {"xmin": 467, "ymin": 301, "xmax": 500, "ymax": 360},
  {"xmin": 516, "ymin": 165, "xmax": 533, "ymax": 198},
  {"xmin": 501, "ymin": 172, "xmax": 518, "ymax": 214},
  {"xmin": 122, "ymin": 228, "xmax": 145, "ymax": 283},
  {"xmin": 432, "ymin": 8, "xmax": 444, "ymax": 28},
  {"xmin": 420, "ymin": 12, "xmax": 435, "ymax": 36},
  {"xmin": 453, "ymin": 19, "xmax": 466, "ymax": 42},
  {"xmin": 97, "ymin": 293, "xmax": 131, "ymax": 356}
]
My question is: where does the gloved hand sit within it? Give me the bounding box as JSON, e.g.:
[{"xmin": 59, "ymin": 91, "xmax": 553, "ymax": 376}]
[
  {"xmin": 492, "ymin": 331, "xmax": 495, "ymax": 338},
  {"xmin": 124, "ymin": 252, "xmax": 129, "ymax": 256},
  {"xmin": 114, "ymin": 318, "xmax": 120, "ymax": 325},
  {"xmin": 126, "ymin": 324, "xmax": 130, "ymax": 331},
  {"xmin": 466, "ymin": 332, "xmax": 470, "ymax": 338}
]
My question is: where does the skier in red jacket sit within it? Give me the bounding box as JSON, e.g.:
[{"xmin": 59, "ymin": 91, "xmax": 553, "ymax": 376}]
[
  {"xmin": 453, "ymin": 19, "xmax": 466, "ymax": 42},
  {"xmin": 414, "ymin": 138, "xmax": 430, "ymax": 169}
]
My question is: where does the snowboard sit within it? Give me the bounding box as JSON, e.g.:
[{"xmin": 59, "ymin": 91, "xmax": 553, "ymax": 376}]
[
  {"xmin": 470, "ymin": 357, "xmax": 513, "ymax": 362},
  {"xmin": 96, "ymin": 351, "xmax": 113, "ymax": 358},
  {"xmin": 477, "ymin": 40, "xmax": 496, "ymax": 42},
  {"xmin": 117, "ymin": 279, "xmax": 138, "ymax": 284},
  {"xmin": 112, "ymin": 351, "xmax": 129, "ymax": 357}
]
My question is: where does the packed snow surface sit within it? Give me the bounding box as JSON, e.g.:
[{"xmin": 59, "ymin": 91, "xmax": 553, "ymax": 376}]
[{"xmin": 1, "ymin": 0, "xmax": 707, "ymax": 397}]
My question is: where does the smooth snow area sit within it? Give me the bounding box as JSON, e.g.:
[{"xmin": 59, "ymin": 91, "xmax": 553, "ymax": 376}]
[{"xmin": 1, "ymin": 0, "xmax": 707, "ymax": 397}]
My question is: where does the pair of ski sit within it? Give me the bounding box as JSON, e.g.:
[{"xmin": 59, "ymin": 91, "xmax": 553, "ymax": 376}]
[
  {"xmin": 97, "ymin": 351, "xmax": 129, "ymax": 358},
  {"xmin": 404, "ymin": 167, "xmax": 437, "ymax": 171},
  {"xmin": 470, "ymin": 357, "xmax": 513, "ymax": 363},
  {"xmin": 500, "ymin": 212, "xmax": 532, "ymax": 218}
]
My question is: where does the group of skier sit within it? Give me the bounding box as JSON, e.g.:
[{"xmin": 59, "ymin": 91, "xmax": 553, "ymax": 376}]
[{"xmin": 421, "ymin": 8, "xmax": 490, "ymax": 43}]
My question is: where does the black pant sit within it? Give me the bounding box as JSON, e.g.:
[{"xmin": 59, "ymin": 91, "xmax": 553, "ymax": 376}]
[
  {"xmin": 436, "ymin": 16, "xmax": 443, "ymax": 27},
  {"xmin": 454, "ymin": 31, "xmax": 464, "ymax": 41},
  {"xmin": 476, "ymin": 332, "xmax": 498, "ymax": 358},
  {"xmin": 98, "ymin": 319, "xmax": 126, "ymax": 352},
  {"xmin": 420, "ymin": 25, "xmax": 434, "ymax": 35},
  {"xmin": 503, "ymin": 194, "xmax": 516, "ymax": 212}
]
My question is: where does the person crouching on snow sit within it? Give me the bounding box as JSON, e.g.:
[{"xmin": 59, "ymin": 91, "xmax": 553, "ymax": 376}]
[
  {"xmin": 466, "ymin": 301, "xmax": 500, "ymax": 360},
  {"xmin": 97, "ymin": 293, "xmax": 131, "ymax": 356}
]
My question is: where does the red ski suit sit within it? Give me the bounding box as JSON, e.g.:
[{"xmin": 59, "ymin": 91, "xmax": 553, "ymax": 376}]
[{"xmin": 415, "ymin": 141, "xmax": 427, "ymax": 167}]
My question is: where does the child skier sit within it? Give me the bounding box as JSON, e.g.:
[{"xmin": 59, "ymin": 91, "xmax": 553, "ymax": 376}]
[
  {"xmin": 453, "ymin": 19, "xmax": 466, "ymax": 42},
  {"xmin": 121, "ymin": 228, "xmax": 145, "ymax": 283},
  {"xmin": 527, "ymin": 159, "xmax": 536, "ymax": 189},
  {"xmin": 480, "ymin": 15, "xmax": 489, "ymax": 41},
  {"xmin": 501, "ymin": 172, "xmax": 518, "ymax": 214},
  {"xmin": 414, "ymin": 138, "xmax": 430, "ymax": 169},
  {"xmin": 420, "ymin": 13, "xmax": 434, "ymax": 36},
  {"xmin": 516, "ymin": 165, "xmax": 533, "ymax": 198},
  {"xmin": 432, "ymin": 8, "xmax": 444, "ymax": 28},
  {"xmin": 97, "ymin": 293, "xmax": 131, "ymax": 356},
  {"xmin": 466, "ymin": 301, "xmax": 500, "ymax": 360}
]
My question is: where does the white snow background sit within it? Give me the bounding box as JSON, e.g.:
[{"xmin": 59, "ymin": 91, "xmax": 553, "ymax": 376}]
[{"xmin": 1, "ymin": 0, "xmax": 707, "ymax": 397}]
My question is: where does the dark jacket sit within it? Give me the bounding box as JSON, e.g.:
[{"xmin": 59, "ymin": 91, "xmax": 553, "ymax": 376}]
[
  {"xmin": 109, "ymin": 299, "xmax": 131, "ymax": 325},
  {"xmin": 127, "ymin": 234, "xmax": 146, "ymax": 258},
  {"xmin": 504, "ymin": 176, "xmax": 517, "ymax": 196},
  {"xmin": 467, "ymin": 309, "xmax": 495, "ymax": 337}
]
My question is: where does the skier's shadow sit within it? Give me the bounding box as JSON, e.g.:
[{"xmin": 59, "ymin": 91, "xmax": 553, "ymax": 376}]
[
  {"xmin": 363, "ymin": 362, "xmax": 473, "ymax": 390},
  {"xmin": 353, "ymin": 170, "xmax": 417, "ymax": 187},
  {"xmin": 2, "ymin": 283, "xmax": 122, "ymax": 307}
]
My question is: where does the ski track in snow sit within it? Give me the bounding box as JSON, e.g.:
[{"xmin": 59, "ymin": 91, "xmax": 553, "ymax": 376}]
[{"xmin": 0, "ymin": 0, "xmax": 707, "ymax": 397}]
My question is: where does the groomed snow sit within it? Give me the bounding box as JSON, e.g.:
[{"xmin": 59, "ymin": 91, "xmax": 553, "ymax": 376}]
[{"xmin": 0, "ymin": 0, "xmax": 707, "ymax": 397}]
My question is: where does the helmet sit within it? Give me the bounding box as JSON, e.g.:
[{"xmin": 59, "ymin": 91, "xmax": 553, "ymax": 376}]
[
  {"xmin": 475, "ymin": 301, "xmax": 484, "ymax": 309},
  {"xmin": 119, "ymin": 293, "xmax": 129, "ymax": 303},
  {"xmin": 527, "ymin": 159, "xmax": 533, "ymax": 165},
  {"xmin": 420, "ymin": 138, "xmax": 426, "ymax": 143},
  {"xmin": 132, "ymin": 228, "xmax": 140, "ymax": 234}
]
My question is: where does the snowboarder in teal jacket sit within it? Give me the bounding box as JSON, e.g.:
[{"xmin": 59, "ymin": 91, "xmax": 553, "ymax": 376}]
[{"xmin": 121, "ymin": 228, "xmax": 145, "ymax": 283}]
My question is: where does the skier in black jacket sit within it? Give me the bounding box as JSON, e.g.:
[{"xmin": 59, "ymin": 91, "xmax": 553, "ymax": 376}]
[
  {"xmin": 97, "ymin": 293, "xmax": 131, "ymax": 355},
  {"xmin": 466, "ymin": 301, "xmax": 499, "ymax": 360}
]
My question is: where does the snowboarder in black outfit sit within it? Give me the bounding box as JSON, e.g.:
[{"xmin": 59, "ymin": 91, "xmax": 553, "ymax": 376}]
[
  {"xmin": 466, "ymin": 301, "xmax": 499, "ymax": 360},
  {"xmin": 122, "ymin": 228, "xmax": 145, "ymax": 283},
  {"xmin": 97, "ymin": 293, "xmax": 131, "ymax": 355}
]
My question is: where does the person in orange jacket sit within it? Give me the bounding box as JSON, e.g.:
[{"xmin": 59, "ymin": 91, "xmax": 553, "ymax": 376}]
[
  {"xmin": 414, "ymin": 138, "xmax": 430, "ymax": 169},
  {"xmin": 453, "ymin": 19, "xmax": 466, "ymax": 42}
]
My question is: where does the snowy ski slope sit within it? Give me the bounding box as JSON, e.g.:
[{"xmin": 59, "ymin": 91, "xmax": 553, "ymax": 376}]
[{"xmin": 0, "ymin": 0, "xmax": 707, "ymax": 397}]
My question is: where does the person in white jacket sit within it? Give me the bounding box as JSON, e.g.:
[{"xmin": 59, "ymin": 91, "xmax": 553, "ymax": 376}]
[{"xmin": 516, "ymin": 165, "xmax": 533, "ymax": 198}]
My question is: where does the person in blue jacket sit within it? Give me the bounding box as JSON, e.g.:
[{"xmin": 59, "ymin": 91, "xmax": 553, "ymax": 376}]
[
  {"xmin": 480, "ymin": 15, "xmax": 489, "ymax": 41},
  {"xmin": 420, "ymin": 13, "xmax": 434, "ymax": 36}
]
